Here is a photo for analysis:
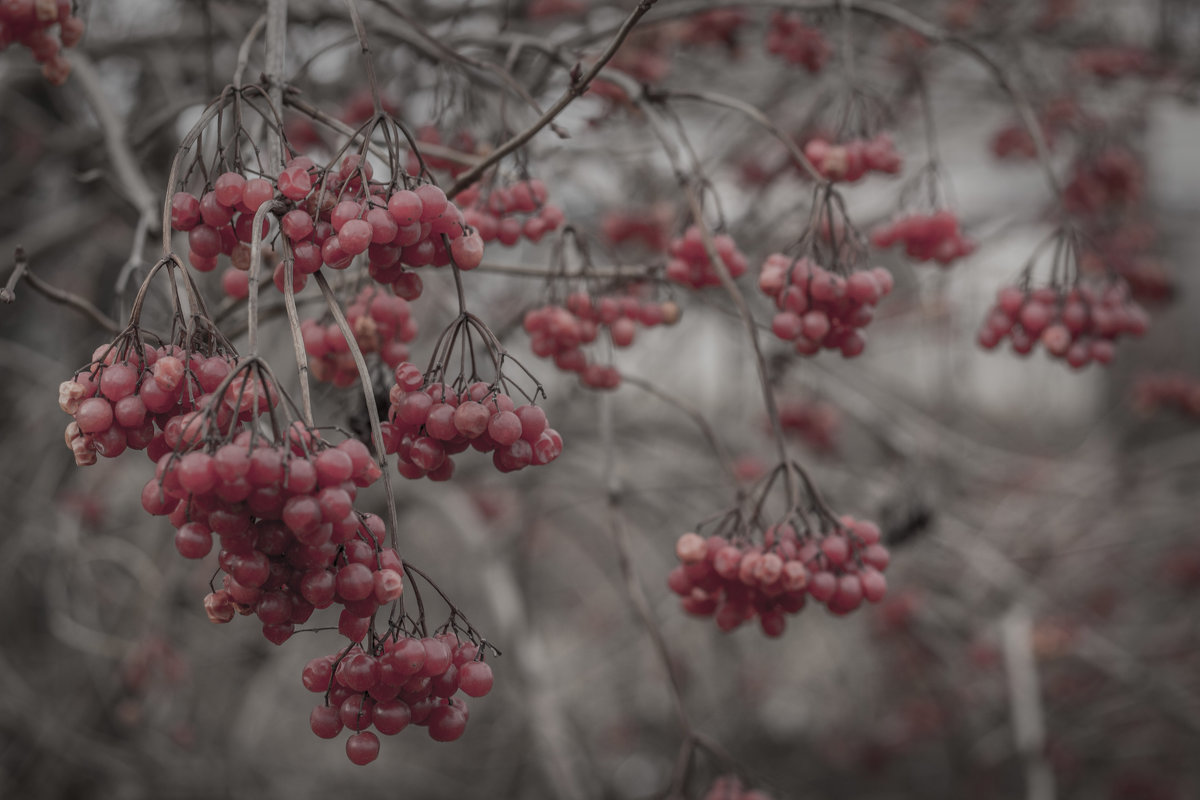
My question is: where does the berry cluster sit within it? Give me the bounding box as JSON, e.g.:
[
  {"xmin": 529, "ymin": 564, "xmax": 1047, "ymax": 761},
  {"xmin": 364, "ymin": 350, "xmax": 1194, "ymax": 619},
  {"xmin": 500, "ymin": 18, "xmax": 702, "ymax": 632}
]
[
  {"xmin": 778, "ymin": 396, "xmax": 841, "ymax": 454},
  {"xmin": 666, "ymin": 226, "xmax": 749, "ymax": 289},
  {"xmin": 1131, "ymin": 373, "xmax": 1200, "ymax": 420},
  {"xmin": 677, "ymin": 10, "xmax": 746, "ymax": 49},
  {"xmin": 870, "ymin": 211, "xmax": 977, "ymax": 266},
  {"xmin": 170, "ymin": 157, "xmax": 483, "ymax": 300},
  {"xmin": 1073, "ymin": 46, "xmax": 1155, "ymax": 81},
  {"xmin": 1063, "ymin": 147, "xmax": 1144, "ymax": 218},
  {"xmin": 303, "ymin": 631, "xmax": 494, "ymax": 764},
  {"xmin": 803, "ymin": 133, "xmax": 903, "ymax": 183},
  {"xmin": 765, "ymin": 12, "xmax": 831, "ymax": 73},
  {"xmin": 458, "ymin": 179, "xmax": 565, "ymax": 246},
  {"xmin": 60, "ymin": 342, "xmax": 243, "ymax": 467},
  {"xmin": 669, "ymin": 515, "xmax": 891, "ymax": 637},
  {"xmin": 0, "ymin": 0, "xmax": 83, "ymax": 85},
  {"xmin": 703, "ymin": 775, "xmax": 774, "ymax": 800},
  {"xmin": 977, "ymin": 281, "xmax": 1149, "ymax": 367},
  {"xmin": 601, "ymin": 205, "xmax": 672, "ymax": 252},
  {"xmin": 383, "ymin": 362, "xmax": 562, "ymax": 479},
  {"xmin": 146, "ymin": 427, "xmax": 388, "ymax": 642},
  {"xmin": 522, "ymin": 289, "xmax": 682, "ymax": 389},
  {"xmin": 301, "ymin": 288, "xmax": 418, "ymax": 388},
  {"xmin": 759, "ymin": 254, "xmax": 894, "ymax": 358}
]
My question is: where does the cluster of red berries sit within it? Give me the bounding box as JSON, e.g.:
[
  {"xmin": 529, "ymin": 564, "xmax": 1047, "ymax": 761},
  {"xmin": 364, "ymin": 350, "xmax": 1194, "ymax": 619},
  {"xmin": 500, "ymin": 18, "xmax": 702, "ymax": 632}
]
[
  {"xmin": 60, "ymin": 343, "xmax": 246, "ymax": 466},
  {"xmin": 303, "ymin": 631, "xmax": 494, "ymax": 764},
  {"xmin": 870, "ymin": 211, "xmax": 977, "ymax": 266},
  {"xmin": 1131, "ymin": 373, "xmax": 1200, "ymax": 420},
  {"xmin": 977, "ymin": 281, "xmax": 1149, "ymax": 367},
  {"xmin": 144, "ymin": 426, "xmax": 389, "ymax": 642},
  {"xmin": 0, "ymin": 0, "xmax": 83, "ymax": 85},
  {"xmin": 759, "ymin": 254, "xmax": 894, "ymax": 358},
  {"xmin": 778, "ymin": 396, "xmax": 841, "ymax": 454},
  {"xmin": 765, "ymin": 12, "xmax": 830, "ymax": 73},
  {"xmin": 522, "ymin": 289, "xmax": 682, "ymax": 390},
  {"xmin": 601, "ymin": 206, "xmax": 672, "ymax": 252},
  {"xmin": 458, "ymin": 179, "xmax": 565, "ymax": 246},
  {"xmin": 803, "ymin": 133, "xmax": 903, "ymax": 182},
  {"xmin": 383, "ymin": 362, "xmax": 562, "ymax": 479},
  {"xmin": 677, "ymin": 10, "xmax": 746, "ymax": 49},
  {"xmin": 170, "ymin": 157, "xmax": 483, "ymax": 300},
  {"xmin": 407, "ymin": 125, "xmax": 477, "ymax": 177},
  {"xmin": 989, "ymin": 97, "xmax": 1078, "ymax": 162},
  {"xmin": 1073, "ymin": 46, "xmax": 1155, "ymax": 81},
  {"xmin": 669, "ymin": 515, "xmax": 891, "ymax": 637},
  {"xmin": 301, "ymin": 288, "xmax": 418, "ymax": 388},
  {"xmin": 703, "ymin": 775, "xmax": 774, "ymax": 800},
  {"xmin": 666, "ymin": 226, "xmax": 749, "ymax": 289},
  {"xmin": 1063, "ymin": 148, "xmax": 1144, "ymax": 218}
]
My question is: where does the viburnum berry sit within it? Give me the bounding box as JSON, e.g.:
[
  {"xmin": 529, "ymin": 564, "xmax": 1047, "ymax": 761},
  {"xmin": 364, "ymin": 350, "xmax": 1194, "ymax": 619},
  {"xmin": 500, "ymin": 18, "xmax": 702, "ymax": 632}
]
[
  {"xmin": 765, "ymin": 12, "xmax": 830, "ymax": 73},
  {"xmin": 384, "ymin": 362, "xmax": 562, "ymax": 479},
  {"xmin": 665, "ymin": 226, "xmax": 748, "ymax": 289},
  {"xmin": 803, "ymin": 133, "xmax": 903, "ymax": 182},
  {"xmin": 977, "ymin": 279, "xmax": 1147, "ymax": 368},
  {"xmin": 759, "ymin": 254, "xmax": 892, "ymax": 358},
  {"xmin": 670, "ymin": 514, "xmax": 889, "ymax": 636},
  {"xmin": 870, "ymin": 210, "xmax": 976, "ymax": 266}
]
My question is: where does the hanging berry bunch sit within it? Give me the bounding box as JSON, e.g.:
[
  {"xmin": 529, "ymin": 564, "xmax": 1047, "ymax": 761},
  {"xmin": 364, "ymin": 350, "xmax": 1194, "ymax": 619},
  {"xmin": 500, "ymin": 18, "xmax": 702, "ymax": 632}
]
[
  {"xmin": 523, "ymin": 230, "xmax": 681, "ymax": 390},
  {"xmin": 759, "ymin": 186, "xmax": 894, "ymax": 358},
  {"xmin": 301, "ymin": 286, "xmax": 418, "ymax": 387},
  {"xmin": 0, "ymin": 0, "xmax": 83, "ymax": 85},
  {"xmin": 665, "ymin": 225, "xmax": 748, "ymax": 289},
  {"xmin": 977, "ymin": 228, "xmax": 1148, "ymax": 368},
  {"xmin": 303, "ymin": 599, "xmax": 498, "ymax": 763},
  {"xmin": 668, "ymin": 462, "xmax": 890, "ymax": 637},
  {"xmin": 458, "ymin": 176, "xmax": 566, "ymax": 245},
  {"xmin": 59, "ymin": 257, "xmax": 243, "ymax": 466},
  {"xmin": 383, "ymin": 312, "xmax": 562, "ymax": 480},
  {"xmin": 870, "ymin": 165, "xmax": 976, "ymax": 267},
  {"xmin": 764, "ymin": 12, "xmax": 831, "ymax": 73},
  {"xmin": 799, "ymin": 90, "xmax": 903, "ymax": 183},
  {"xmin": 165, "ymin": 95, "xmax": 483, "ymax": 300}
]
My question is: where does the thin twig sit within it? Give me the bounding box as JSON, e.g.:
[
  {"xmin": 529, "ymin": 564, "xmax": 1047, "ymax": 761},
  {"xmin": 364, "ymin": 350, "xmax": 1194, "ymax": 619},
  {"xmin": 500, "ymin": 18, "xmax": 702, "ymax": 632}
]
[{"xmin": 447, "ymin": 0, "xmax": 661, "ymax": 197}]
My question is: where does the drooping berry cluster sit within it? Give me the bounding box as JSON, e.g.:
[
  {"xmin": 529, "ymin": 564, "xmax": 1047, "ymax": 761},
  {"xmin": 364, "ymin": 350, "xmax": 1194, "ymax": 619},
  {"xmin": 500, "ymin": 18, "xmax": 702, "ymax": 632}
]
[
  {"xmin": 458, "ymin": 179, "xmax": 565, "ymax": 245},
  {"xmin": 803, "ymin": 133, "xmax": 903, "ymax": 183},
  {"xmin": 669, "ymin": 515, "xmax": 890, "ymax": 637},
  {"xmin": 677, "ymin": 9, "xmax": 746, "ymax": 49},
  {"xmin": 1062, "ymin": 147, "xmax": 1144, "ymax": 218},
  {"xmin": 0, "ymin": 0, "xmax": 83, "ymax": 85},
  {"xmin": 977, "ymin": 281, "xmax": 1148, "ymax": 367},
  {"xmin": 703, "ymin": 775, "xmax": 774, "ymax": 800},
  {"xmin": 144, "ymin": 424, "xmax": 389, "ymax": 644},
  {"xmin": 759, "ymin": 254, "xmax": 894, "ymax": 358},
  {"xmin": 1131, "ymin": 373, "xmax": 1200, "ymax": 420},
  {"xmin": 303, "ymin": 630, "xmax": 494, "ymax": 764},
  {"xmin": 523, "ymin": 288, "xmax": 681, "ymax": 390},
  {"xmin": 666, "ymin": 226, "xmax": 749, "ymax": 289},
  {"xmin": 777, "ymin": 396, "xmax": 841, "ymax": 454},
  {"xmin": 1073, "ymin": 46, "xmax": 1155, "ymax": 81},
  {"xmin": 170, "ymin": 157, "xmax": 483, "ymax": 300},
  {"xmin": 870, "ymin": 211, "xmax": 977, "ymax": 266},
  {"xmin": 60, "ymin": 340, "xmax": 243, "ymax": 466},
  {"xmin": 407, "ymin": 125, "xmax": 477, "ymax": 178},
  {"xmin": 601, "ymin": 205, "xmax": 673, "ymax": 252},
  {"xmin": 383, "ymin": 362, "xmax": 562, "ymax": 479},
  {"xmin": 764, "ymin": 12, "xmax": 831, "ymax": 73},
  {"xmin": 301, "ymin": 287, "xmax": 418, "ymax": 387}
]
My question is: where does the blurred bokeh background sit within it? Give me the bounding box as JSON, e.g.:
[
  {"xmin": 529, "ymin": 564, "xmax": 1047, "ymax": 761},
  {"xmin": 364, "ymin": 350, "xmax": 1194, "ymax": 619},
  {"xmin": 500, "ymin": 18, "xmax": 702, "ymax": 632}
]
[{"xmin": 2, "ymin": 1, "xmax": 1199, "ymax": 798}]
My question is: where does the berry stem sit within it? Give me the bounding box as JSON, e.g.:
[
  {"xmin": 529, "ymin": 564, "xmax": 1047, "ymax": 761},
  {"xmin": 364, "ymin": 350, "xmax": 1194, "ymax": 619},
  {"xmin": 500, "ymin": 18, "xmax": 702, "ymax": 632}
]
[{"xmin": 313, "ymin": 272, "xmax": 400, "ymax": 548}]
